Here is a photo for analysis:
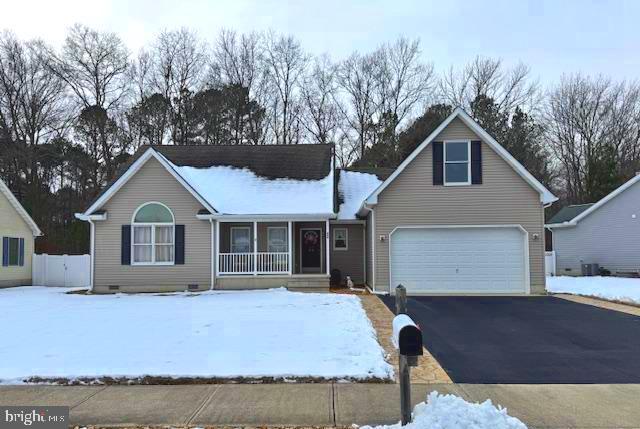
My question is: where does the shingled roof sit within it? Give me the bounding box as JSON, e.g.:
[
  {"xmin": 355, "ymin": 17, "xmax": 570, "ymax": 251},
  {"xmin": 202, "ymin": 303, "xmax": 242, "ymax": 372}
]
[
  {"xmin": 547, "ymin": 203, "xmax": 594, "ymax": 224},
  {"xmin": 139, "ymin": 144, "xmax": 333, "ymax": 180},
  {"xmin": 85, "ymin": 144, "xmax": 334, "ymax": 214}
]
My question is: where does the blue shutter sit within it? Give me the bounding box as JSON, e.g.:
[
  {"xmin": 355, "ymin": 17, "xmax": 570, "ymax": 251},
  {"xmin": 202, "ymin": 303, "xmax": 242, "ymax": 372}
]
[
  {"xmin": 471, "ymin": 140, "xmax": 482, "ymax": 184},
  {"xmin": 432, "ymin": 142, "xmax": 444, "ymax": 185},
  {"xmin": 18, "ymin": 238, "xmax": 24, "ymax": 266},
  {"xmin": 2, "ymin": 237, "xmax": 8, "ymax": 267},
  {"xmin": 175, "ymin": 225, "xmax": 185, "ymax": 265},
  {"xmin": 122, "ymin": 225, "xmax": 131, "ymax": 265}
]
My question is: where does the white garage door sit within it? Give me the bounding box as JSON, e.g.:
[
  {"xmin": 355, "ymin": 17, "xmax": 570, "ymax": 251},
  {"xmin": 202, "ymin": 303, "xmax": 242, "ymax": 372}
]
[{"xmin": 390, "ymin": 227, "xmax": 527, "ymax": 294}]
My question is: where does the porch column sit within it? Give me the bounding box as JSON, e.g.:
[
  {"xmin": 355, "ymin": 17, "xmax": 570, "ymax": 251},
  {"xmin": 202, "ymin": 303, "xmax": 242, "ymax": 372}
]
[
  {"xmin": 288, "ymin": 221, "xmax": 293, "ymax": 275},
  {"xmin": 253, "ymin": 221, "xmax": 258, "ymax": 276},
  {"xmin": 214, "ymin": 220, "xmax": 220, "ymax": 278},
  {"xmin": 325, "ymin": 220, "xmax": 330, "ymax": 275}
]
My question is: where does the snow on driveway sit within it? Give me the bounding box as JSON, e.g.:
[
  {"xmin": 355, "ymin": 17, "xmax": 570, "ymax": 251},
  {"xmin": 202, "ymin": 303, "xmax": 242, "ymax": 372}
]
[
  {"xmin": 547, "ymin": 276, "xmax": 640, "ymax": 305},
  {"xmin": 0, "ymin": 287, "xmax": 393, "ymax": 384}
]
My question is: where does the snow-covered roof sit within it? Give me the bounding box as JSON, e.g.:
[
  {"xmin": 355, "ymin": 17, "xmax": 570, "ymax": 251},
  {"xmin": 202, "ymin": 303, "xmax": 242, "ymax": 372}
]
[
  {"xmin": 0, "ymin": 178, "xmax": 42, "ymax": 236},
  {"xmin": 337, "ymin": 171, "xmax": 382, "ymax": 220},
  {"xmin": 173, "ymin": 163, "xmax": 335, "ymax": 215}
]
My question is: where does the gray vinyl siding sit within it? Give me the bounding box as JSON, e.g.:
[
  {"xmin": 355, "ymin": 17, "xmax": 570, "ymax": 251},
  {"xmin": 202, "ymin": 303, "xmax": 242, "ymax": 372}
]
[
  {"xmin": 373, "ymin": 117, "xmax": 546, "ymax": 294},
  {"xmin": 553, "ymin": 179, "xmax": 640, "ymax": 275},
  {"xmin": 93, "ymin": 157, "xmax": 212, "ymax": 293},
  {"xmin": 0, "ymin": 190, "xmax": 34, "ymax": 287},
  {"xmin": 330, "ymin": 223, "xmax": 365, "ymax": 285}
]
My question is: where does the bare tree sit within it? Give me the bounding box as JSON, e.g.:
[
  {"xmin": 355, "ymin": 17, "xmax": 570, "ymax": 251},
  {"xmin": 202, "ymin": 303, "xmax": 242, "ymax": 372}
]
[
  {"xmin": 545, "ymin": 74, "xmax": 640, "ymax": 203},
  {"xmin": 376, "ymin": 38, "xmax": 435, "ymax": 131},
  {"xmin": 150, "ymin": 28, "xmax": 207, "ymax": 144},
  {"xmin": 440, "ymin": 57, "xmax": 539, "ymax": 114},
  {"xmin": 300, "ymin": 55, "xmax": 343, "ymax": 146},
  {"xmin": 51, "ymin": 24, "xmax": 129, "ymax": 110},
  {"xmin": 338, "ymin": 51, "xmax": 379, "ymax": 158},
  {"xmin": 263, "ymin": 32, "xmax": 308, "ymax": 144}
]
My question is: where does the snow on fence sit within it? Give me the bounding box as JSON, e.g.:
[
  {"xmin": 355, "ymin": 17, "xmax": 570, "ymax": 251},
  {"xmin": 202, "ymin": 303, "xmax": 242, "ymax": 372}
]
[
  {"xmin": 545, "ymin": 251, "xmax": 556, "ymax": 276},
  {"xmin": 32, "ymin": 254, "xmax": 90, "ymax": 287}
]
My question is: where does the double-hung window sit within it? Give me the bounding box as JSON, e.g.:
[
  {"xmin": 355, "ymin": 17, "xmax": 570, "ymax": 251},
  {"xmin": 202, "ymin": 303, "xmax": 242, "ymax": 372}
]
[
  {"xmin": 2, "ymin": 237, "xmax": 23, "ymax": 266},
  {"xmin": 231, "ymin": 227, "xmax": 251, "ymax": 253},
  {"xmin": 132, "ymin": 202, "xmax": 175, "ymax": 265},
  {"xmin": 333, "ymin": 228, "xmax": 348, "ymax": 250},
  {"xmin": 267, "ymin": 227, "xmax": 288, "ymax": 252},
  {"xmin": 444, "ymin": 141, "xmax": 471, "ymax": 186}
]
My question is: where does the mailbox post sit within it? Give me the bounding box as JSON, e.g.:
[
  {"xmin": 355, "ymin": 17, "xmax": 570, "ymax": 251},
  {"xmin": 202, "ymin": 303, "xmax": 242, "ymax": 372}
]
[{"xmin": 393, "ymin": 285, "xmax": 422, "ymax": 425}]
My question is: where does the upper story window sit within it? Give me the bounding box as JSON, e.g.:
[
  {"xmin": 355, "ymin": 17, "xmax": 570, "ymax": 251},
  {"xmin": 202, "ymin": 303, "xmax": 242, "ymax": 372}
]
[
  {"xmin": 132, "ymin": 202, "xmax": 175, "ymax": 265},
  {"xmin": 444, "ymin": 141, "xmax": 471, "ymax": 186},
  {"xmin": 267, "ymin": 227, "xmax": 288, "ymax": 252}
]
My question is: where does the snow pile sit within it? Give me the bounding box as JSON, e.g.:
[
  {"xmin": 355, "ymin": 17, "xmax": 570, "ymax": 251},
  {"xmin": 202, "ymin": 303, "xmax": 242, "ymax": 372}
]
[
  {"xmin": 547, "ymin": 276, "xmax": 640, "ymax": 305},
  {"xmin": 174, "ymin": 164, "xmax": 334, "ymax": 215},
  {"xmin": 361, "ymin": 391, "xmax": 526, "ymax": 429},
  {"xmin": 0, "ymin": 287, "xmax": 393, "ymax": 384},
  {"xmin": 338, "ymin": 171, "xmax": 382, "ymax": 219}
]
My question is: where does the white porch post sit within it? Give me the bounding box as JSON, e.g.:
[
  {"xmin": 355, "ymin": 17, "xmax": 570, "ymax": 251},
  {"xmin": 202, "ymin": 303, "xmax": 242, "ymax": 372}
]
[
  {"xmin": 325, "ymin": 219, "xmax": 330, "ymax": 275},
  {"xmin": 253, "ymin": 221, "xmax": 258, "ymax": 276},
  {"xmin": 288, "ymin": 221, "xmax": 293, "ymax": 275},
  {"xmin": 215, "ymin": 220, "xmax": 220, "ymax": 278}
]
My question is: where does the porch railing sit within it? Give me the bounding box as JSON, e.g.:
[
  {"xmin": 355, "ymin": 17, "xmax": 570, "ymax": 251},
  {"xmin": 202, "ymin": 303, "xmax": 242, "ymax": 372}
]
[{"xmin": 219, "ymin": 252, "xmax": 289, "ymax": 275}]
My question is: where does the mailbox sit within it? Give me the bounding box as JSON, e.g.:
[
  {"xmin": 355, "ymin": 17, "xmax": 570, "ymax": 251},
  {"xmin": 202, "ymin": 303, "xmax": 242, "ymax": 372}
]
[{"xmin": 392, "ymin": 314, "xmax": 423, "ymax": 357}]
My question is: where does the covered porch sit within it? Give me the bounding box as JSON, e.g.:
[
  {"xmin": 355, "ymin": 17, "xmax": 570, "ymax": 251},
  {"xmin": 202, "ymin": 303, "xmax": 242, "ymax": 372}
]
[{"xmin": 215, "ymin": 219, "xmax": 330, "ymax": 277}]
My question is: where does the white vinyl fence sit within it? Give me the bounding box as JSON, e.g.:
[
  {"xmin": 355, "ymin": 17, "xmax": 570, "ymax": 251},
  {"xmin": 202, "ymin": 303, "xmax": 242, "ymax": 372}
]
[
  {"xmin": 545, "ymin": 251, "xmax": 556, "ymax": 276},
  {"xmin": 32, "ymin": 254, "xmax": 90, "ymax": 287}
]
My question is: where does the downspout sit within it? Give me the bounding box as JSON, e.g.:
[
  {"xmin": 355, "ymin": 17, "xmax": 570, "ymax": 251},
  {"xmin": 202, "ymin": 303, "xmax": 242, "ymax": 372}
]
[
  {"xmin": 209, "ymin": 218, "xmax": 215, "ymax": 290},
  {"xmin": 88, "ymin": 219, "xmax": 95, "ymax": 292}
]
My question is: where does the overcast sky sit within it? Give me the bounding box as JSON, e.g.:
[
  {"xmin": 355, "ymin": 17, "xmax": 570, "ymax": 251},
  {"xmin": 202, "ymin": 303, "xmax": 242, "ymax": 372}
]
[{"xmin": 2, "ymin": 0, "xmax": 638, "ymax": 86}]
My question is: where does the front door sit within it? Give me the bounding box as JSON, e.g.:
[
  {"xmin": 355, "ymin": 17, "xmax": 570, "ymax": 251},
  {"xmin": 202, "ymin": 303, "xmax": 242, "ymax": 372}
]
[{"xmin": 300, "ymin": 228, "xmax": 322, "ymax": 273}]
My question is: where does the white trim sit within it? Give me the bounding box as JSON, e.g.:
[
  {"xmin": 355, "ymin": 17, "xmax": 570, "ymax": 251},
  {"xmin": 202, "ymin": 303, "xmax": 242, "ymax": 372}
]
[
  {"xmin": 0, "ymin": 178, "xmax": 42, "ymax": 236},
  {"xmin": 362, "ymin": 223, "xmax": 367, "ymax": 285},
  {"xmin": 330, "ymin": 219, "xmax": 365, "ymax": 224},
  {"xmin": 287, "ymin": 221, "xmax": 293, "ymax": 276},
  {"xmin": 388, "ymin": 224, "xmax": 530, "ymax": 295},
  {"xmin": 209, "ymin": 219, "xmax": 215, "ymax": 290},
  {"xmin": 230, "ymin": 226, "xmax": 252, "ymax": 254},
  {"xmin": 253, "ymin": 221, "xmax": 258, "ymax": 276},
  {"xmin": 299, "ymin": 227, "xmax": 323, "ymax": 273},
  {"xmin": 197, "ymin": 213, "xmax": 335, "ymax": 221},
  {"xmin": 131, "ymin": 202, "xmax": 176, "ymax": 266},
  {"xmin": 325, "ymin": 220, "xmax": 330, "ymax": 275},
  {"xmin": 332, "ymin": 227, "xmax": 348, "ymax": 251},
  {"xmin": 83, "ymin": 148, "xmax": 217, "ymax": 216},
  {"xmin": 548, "ymin": 174, "xmax": 640, "ymax": 228},
  {"xmin": 443, "ymin": 140, "xmax": 471, "ymax": 186},
  {"xmin": 88, "ymin": 219, "xmax": 95, "ymax": 291},
  {"xmin": 361, "ymin": 107, "xmax": 557, "ymax": 208},
  {"xmin": 214, "ymin": 220, "xmax": 220, "ymax": 280},
  {"xmin": 267, "ymin": 226, "xmax": 288, "ymax": 253}
]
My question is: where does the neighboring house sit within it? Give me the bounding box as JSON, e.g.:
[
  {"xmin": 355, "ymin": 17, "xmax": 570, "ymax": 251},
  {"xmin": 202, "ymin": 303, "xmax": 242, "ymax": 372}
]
[
  {"xmin": 546, "ymin": 175, "xmax": 640, "ymax": 276},
  {"xmin": 76, "ymin": 107, "xmax": 556, "ymax": 295},
  {"xmin": 0, "ymin": 178, "xmax": 42, "ymax": 288}
]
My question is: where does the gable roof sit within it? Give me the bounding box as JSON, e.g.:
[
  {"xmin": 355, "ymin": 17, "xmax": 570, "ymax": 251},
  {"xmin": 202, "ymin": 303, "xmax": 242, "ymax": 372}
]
[
  {"xmin": 0, "ymin": 178, "xmax": 42, "ymax": 236},
  {"xmin": 82, "ymin": 144, "xmax": 336, "ymax": 217},
  {"xmin": 546, "ymin": 174, "xmax": 640, "ymax": 228},
  {"xmin": 361, "ymin": 107, "xmax": 557, "ymax": 208},
  {"xmin": 547, "ymin": 204, "xmax": 594, "ymax": 224}
]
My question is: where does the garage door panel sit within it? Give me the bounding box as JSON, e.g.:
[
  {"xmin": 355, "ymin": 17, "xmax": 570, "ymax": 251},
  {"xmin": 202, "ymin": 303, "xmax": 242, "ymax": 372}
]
[{"xmin": 390, "ymin": 227, "xmax": 526, "ymax": 294}]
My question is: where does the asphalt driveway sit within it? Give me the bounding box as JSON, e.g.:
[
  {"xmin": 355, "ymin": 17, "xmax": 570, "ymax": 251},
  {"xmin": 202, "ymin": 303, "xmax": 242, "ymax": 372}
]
[{"xmin": 380, "ymin": 295, "xmax": 640, "ymax": 383}]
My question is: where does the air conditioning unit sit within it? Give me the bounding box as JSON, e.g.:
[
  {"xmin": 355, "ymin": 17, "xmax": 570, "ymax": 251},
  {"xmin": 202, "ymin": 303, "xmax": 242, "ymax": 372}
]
[{"xmin": 581, "ymin": 263, "xmax": 600, "ymax": 276}]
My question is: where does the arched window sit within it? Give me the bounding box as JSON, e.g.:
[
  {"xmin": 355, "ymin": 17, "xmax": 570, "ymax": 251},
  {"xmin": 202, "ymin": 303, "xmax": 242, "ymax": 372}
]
[{"xmin": 131, "ymin": 202, "xmax": 175, "ymax": 265}]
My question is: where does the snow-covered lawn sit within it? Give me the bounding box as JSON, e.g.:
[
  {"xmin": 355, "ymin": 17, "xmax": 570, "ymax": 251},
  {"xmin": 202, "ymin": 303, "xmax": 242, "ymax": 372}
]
[
  {"xmin": 0, "ymin": 287, "xmax": 393, "ymax": 384},
  {"xmin": 361, "ymin": 391, "xmax": 526, "ymax": 429},
  {"xmin": 547, "ymin": 276, "xmax": 640, "ymax": 305}
]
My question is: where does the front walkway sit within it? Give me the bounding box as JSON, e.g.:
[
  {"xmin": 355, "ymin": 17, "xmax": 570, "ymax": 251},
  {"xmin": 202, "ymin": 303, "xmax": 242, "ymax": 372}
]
[{"xmin": 2, "ymin": 383, "xmax": 640, "ymax": 428}]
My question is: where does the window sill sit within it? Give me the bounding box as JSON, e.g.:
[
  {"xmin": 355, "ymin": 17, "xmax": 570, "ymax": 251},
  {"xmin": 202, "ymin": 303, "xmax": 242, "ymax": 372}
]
[
  {"xmin": 443, "ymin": 182, "xmax": 472, "ymax": 187},
  {"xmin": 131, "ymin": 262, "xmax": 176, "ymax": 266}
]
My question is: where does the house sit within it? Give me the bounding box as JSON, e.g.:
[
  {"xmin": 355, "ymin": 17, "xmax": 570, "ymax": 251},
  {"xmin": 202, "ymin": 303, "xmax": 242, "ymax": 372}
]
[
  {"xmin": 546, "ymin": 174, "xmax": 640, "ymax": 276},
  {"xmin": 76, "ymin": 107, "xmax": 556, "ymax": 295},
  {"xmin": 0, "ymin": 178, "xmax": 42, "ymax": 288}
]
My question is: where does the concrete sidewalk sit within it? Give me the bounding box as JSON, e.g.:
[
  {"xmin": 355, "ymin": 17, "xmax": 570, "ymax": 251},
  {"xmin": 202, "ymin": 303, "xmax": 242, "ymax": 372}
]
[{"xmin": 2, "ymin": 383, "xmax": 640, "ymax": 428}]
